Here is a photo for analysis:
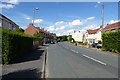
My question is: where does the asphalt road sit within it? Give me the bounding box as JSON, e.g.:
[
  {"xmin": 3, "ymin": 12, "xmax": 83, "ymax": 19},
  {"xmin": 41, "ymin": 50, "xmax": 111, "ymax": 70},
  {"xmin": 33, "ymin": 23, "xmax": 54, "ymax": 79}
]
[{"xmin": 46, "ymin": 42, "xmax": 118, "ymax": 78}]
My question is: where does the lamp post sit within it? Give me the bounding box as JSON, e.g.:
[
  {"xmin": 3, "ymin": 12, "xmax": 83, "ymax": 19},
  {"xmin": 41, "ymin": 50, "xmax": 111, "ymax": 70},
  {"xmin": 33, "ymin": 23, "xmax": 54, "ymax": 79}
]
[{"xmin": 32, "ymin": 8, "xmax": 39, "ymax": 25}]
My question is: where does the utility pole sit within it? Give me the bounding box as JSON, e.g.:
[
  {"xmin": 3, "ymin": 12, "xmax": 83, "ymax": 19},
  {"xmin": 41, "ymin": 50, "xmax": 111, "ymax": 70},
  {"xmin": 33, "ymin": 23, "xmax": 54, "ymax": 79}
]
[{"xmin": 101, "ymin": 2, "xmax": 104, "ymax": 33}]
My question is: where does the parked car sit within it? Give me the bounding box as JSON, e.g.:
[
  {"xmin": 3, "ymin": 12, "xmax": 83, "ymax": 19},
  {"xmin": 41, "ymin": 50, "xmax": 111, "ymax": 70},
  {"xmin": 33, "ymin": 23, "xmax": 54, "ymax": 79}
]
[
  {"xmin": 91, "ymin": 42, "xmax": 102, "ymax": 48},
  {"xmin": 91, "ymin": 43, "xmax": 98, "ymax": 47},
  {"xmin": 51, "ymin": 41, "xmax": 55, "ymax": 44},
  {"xmin": 96, "ymin": 43, "xmax": 102, "ymax": 48}
]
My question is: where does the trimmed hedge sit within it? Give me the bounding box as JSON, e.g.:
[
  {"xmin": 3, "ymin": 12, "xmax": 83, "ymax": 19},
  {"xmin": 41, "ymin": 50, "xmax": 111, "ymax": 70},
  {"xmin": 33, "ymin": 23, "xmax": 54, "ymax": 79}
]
[
  {"xmin": 2, "ymin": 28, "xmax": 33, "ymax": 64},
  {"xmin": 102, "ymin": 31, "xmax": 120, "ymax": 53}
]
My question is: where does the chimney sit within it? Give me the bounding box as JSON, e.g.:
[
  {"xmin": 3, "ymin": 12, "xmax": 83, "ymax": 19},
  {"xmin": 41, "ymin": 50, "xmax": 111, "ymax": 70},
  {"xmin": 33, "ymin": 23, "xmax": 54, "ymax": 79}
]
[
  {"xmin": 29, "ymin": 23, "xmax": 33, "ymax": 26},
  {"xmin": 43, "ymin": 28, "xmax": 44, "ymax": 30}
]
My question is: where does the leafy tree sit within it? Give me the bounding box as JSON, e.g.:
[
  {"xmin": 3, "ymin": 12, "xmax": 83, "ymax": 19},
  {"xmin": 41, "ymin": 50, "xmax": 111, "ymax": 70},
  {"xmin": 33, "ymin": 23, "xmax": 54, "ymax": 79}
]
[
  {"xmin": 67, "ymin": 35, "xmax": 75, "ymax": 43},
  {"xmin": 33, "ymin": 32, "xmax": 44, "ymax": 41},
  {"xmin": 15, "ymin": 28, "xmax": 24, "ymax": 33},
  {"xmin": 61, "ymin": 35, "xmax": 68, "ymax": 41}
]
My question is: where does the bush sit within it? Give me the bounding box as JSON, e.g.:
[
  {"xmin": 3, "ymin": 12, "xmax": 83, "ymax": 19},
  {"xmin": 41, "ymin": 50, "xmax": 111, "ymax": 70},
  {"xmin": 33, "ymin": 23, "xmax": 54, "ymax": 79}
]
[
  {"xmin": 2, "ymin": 28, "xmax": 33, "ymax": 64},
  {"xmin": 81, "ymin": 42, "xmax": 88, "ymax": 45},
  {"xmin": 102, "ymin": 31, "xmax": 120, "ymax": 53}
]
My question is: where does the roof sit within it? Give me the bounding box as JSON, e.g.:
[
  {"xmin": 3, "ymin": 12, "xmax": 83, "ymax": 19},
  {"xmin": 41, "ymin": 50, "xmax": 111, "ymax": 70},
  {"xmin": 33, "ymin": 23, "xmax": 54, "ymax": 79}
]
[
  {"xmin": 103, "ymin": 21, "xmax": 120, "ymax": 31},
  {"xmin": 29, "ymin": 23, "xmax": 52, "ymax": 36},
  {"xmin": 87, "ymin": 27, "xmax": 101, "ymax": 34},
  {"xmin": 35, "ymin": 27, "xmax": 44, "ymax": 33},
  {"xmin": 0, "ymin": 14, "xmax": 19, "ymax": 28}
]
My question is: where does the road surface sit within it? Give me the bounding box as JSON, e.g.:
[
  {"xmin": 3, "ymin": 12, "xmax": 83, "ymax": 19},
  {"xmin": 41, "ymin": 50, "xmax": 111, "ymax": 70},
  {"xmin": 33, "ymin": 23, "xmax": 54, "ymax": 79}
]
[{"xmin": 46, "ymin": 42, "xmax": 118, "ymax": 78}]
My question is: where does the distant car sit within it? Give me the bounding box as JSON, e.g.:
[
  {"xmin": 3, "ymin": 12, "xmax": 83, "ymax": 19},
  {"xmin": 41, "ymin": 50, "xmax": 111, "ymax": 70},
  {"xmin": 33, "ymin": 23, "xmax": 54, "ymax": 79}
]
[
  {"xmin": 92, "ymin": 43, "xmax": 98, "ymax": 47},
  {"xmin": 96, "ymin": 43, "xmax": 102, "ymax": 48},
  {"xmin": 51, "ymin": 41, "xmax": 55, "ymax": 44}
]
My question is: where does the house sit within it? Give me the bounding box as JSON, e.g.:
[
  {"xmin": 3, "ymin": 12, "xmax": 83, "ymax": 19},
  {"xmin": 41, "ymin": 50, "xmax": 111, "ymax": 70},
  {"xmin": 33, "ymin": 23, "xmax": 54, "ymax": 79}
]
[
  {"xmin": 103, "ymin": 21, "xmax": 120, "ymax": 31},
  {"xmin": 82, "ymin": 34, "xmax": 86, "ymax": 43},
  {"xmin": 85, "ymin": 26, "xmax": 102, "ymax": 44},
  {"xmin": 24, "ymin": 23, "xmax": 56, "ymax": 43},
  {"xmin": 0, "ymin": 14, "xmax": 19, "ymax": 30},
  {"xmin": 72, "ymin": 31, "xmax": 83, "ymax": 42}
]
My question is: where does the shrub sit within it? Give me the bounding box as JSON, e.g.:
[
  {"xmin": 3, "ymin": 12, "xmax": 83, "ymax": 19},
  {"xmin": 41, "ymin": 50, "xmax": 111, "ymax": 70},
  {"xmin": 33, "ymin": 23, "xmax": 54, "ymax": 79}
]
[
  {"xmin": 102, "ymin": 31, "xmax": 120, "ymax": 53},
  {"xmin": 2, "ymin": 28, "xmax": 33, "ymax": 64}
]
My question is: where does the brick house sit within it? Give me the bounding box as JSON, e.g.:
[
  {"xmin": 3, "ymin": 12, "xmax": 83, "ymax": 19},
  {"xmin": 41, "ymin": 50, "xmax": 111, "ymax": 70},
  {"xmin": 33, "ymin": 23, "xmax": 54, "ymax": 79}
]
[{"xmin": 24, "ymin": 23, "xmax": 56, "ymax": 43}]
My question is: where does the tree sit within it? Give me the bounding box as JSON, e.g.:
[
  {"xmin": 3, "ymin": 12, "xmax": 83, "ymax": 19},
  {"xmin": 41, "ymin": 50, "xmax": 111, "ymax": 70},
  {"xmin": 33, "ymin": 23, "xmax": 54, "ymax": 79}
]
[
  {"xmin": 33, "ymin": 32, "xmax": 44, "ymax": 41},
  {"xmin": 67, "ymin": 35, "xmax": 75, "ymax": 43},
  {"xmin": 61, "ymin": 35, "xmax": 68, "ymax": 41},
  {"xmin": 15, "ymin": 28, "xmax": 24, "ymax": 33}
]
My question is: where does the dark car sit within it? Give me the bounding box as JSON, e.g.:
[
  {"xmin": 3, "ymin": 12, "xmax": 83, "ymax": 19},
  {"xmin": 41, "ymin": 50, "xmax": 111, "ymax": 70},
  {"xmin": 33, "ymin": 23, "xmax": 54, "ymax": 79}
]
[
  {"xmin": 96, "ymin": 43, "xmax": 102, "ymax": 48},
  {"xmin": 51, "ymin": 41, "xmax": 55, "ymax": 44},
  {"xmin": 91, "ymin": 43, "xmax": 98, "ymax": 47}
]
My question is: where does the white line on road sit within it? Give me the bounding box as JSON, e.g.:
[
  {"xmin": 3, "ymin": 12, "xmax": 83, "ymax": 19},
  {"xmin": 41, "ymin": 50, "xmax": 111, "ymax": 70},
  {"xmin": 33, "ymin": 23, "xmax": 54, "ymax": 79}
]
[
  {"xmin": 64, "ymin": 47, "xmax": 69, "ymax": 50},
  {"xmin": 70, "ymin": 49, "xmax": 79, "ymax": 53},
  {"xmin": 82, "ymin": 54, "xmax": 107, "ymax": 65}
]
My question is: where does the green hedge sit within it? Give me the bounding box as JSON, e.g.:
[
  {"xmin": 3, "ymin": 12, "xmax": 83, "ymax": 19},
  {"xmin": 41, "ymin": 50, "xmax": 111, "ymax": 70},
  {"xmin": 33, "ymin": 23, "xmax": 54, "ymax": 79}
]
[
  {"xmin": 102, "ymin": 31, "xmax": 120, "ymax": 53},
  {"xmin": 2, "ymin": 28, "xmax": 33, "ymax": 64}
]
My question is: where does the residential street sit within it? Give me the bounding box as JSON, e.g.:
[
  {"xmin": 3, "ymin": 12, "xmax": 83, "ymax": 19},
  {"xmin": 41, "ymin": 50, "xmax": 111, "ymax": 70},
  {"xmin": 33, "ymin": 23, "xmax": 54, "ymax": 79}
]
[{"xmin": 46, "ymin": 42, "xmax": 118, "ymax": 78}]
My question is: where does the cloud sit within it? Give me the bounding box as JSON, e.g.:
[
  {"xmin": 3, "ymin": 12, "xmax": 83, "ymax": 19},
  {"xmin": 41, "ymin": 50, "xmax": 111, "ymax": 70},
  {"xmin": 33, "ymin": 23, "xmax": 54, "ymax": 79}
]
[
  {"xmin": 56, "ymin": 33, "xmax": 62, "ymax": 36},
  {"xmin": 23, "ymin": 15, "xmax": 31, "ymax": 20},
  {"xmin": 47, "ymin": 25, "xmax": 65, "ymax": 32},
  {"xmin": 84, "ymin": 24, "xmax": 99, "ymax": 30},
  {"xmin": 32, "ymin": 19, "xmax": 44, "ymax": 24},
  {"xmin": 55, "ymin": 21, "xmax": 66, "ymax": 26},
  {"xmin": 71, "ymin": 19, "xmax": 83, "ymax": 26},
  {"xmin": 46, "ymin": 17, "xmax": 96, "ymax": 36},
  {"xmin": 59, "ymin": 26, "xmax": 65, "ymax": 30},
  {"xmin": 26, "ymin": 17, "xmax": 30, "ymax": 20},
  {"xmin": 8, "ymin": 0, "xmax": 19, "ymax": 5},
  {"xmin": 97, "ymin": 1, "xmax": 101, "ymax": 4},
  {"xmin": 0, "ymin": 0, "xmax": 19, "ymax": 9},
  {"xmin": 94, "ymin": 2, "xmax": 101, "ymax": 8},
  {"xmin": 19, "ymin": 13, "xmax": 31, "ymax": 20},
  {"xmin": 56, "ymin": 29, "xmax": 74, "ymax": 36},
  {"xmin": 66, "ymin": 29, "xmax": 74, "ymax": 34},
  {"xmin": 80, "ymin": 29, "xmax": 86, "ymax": 34},
  {"xmin": 0, "ymin": 4, "xmax": 14, "ymax": 9},
  {"xmin": 55, "ymin": 19, "xmax": 83, "ymax": 28},
  {"xmin": 108, "ymin": 20, "xmax": 120, "ymax": 24},
  {"xmin": 47, "ymin": 26, "xmax": 56, "ymax": 31},
  {"xmin": 86, "ymin": 17, "xmax": 95, "ymax": 21}
]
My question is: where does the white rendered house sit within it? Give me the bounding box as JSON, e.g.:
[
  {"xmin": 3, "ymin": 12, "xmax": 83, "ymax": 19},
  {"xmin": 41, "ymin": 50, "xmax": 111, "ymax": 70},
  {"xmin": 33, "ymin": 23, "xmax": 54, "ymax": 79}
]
[
  {"xmin": 72, "ymin": 31, "xmax": 83, "ymax": 42},
  {"xmin": 85, "ymin": 26, "xmax": 102, "ymax": 44}
]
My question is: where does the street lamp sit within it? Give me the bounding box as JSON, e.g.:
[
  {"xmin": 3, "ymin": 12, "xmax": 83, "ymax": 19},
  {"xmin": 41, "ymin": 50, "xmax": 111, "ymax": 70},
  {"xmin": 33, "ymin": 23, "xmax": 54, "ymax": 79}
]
[{"xmin": 32, "ymin": 8, "xmax": 39, "ymax": 25}]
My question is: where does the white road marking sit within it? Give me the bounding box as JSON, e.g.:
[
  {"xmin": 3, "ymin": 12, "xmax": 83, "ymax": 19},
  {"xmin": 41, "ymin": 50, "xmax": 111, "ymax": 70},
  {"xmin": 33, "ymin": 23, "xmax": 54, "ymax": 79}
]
[
  {"xmin": 64, "ymin": 46, "xmax": 69, "ymax": 49},
  {"xmin": 82, "ymin": 54, "xmax": 107, "ymax": 65},
  {"xmin": 70, "ymin": 49, "xmax": 79, "ymax": 53}
]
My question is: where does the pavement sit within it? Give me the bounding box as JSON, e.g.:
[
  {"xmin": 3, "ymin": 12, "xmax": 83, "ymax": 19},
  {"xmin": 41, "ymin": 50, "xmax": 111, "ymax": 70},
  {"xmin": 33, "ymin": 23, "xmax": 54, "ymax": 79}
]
[
  {"xmin": 1, "ymin": 45, "xmax": 47, "ymax": 80},
  {"xmin": 46, "ymin": 42, "xmax": 118, "ymax": 78}
]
